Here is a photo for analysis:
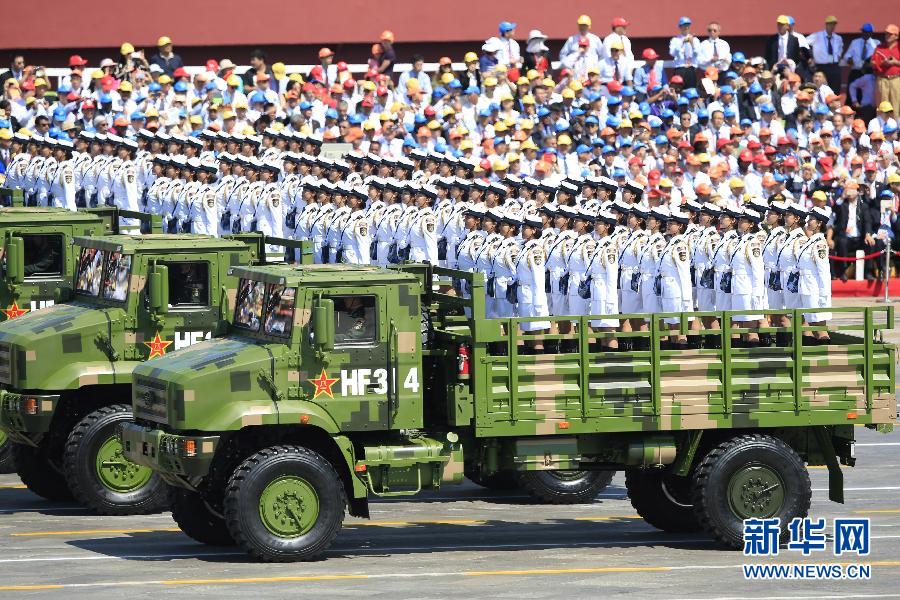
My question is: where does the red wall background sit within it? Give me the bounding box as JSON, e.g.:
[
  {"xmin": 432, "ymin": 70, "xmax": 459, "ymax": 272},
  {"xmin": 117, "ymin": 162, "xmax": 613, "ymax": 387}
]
[{"xmin": 1, "ymin": 0, "xmax": 894, "ymax": 67}]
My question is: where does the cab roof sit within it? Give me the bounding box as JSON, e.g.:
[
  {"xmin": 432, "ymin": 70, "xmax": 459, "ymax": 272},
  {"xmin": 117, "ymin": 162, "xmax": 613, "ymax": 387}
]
[
  {"xmin": 0, "ymin": 207, "xmax": 104, "ymax": 225},
  {"xmin": 73, "ymin": 234, "xmax": 255, "ymax": 254},
  {"xmin": 229, "ymin": 263, "xmax": 419, "ymax": 286}
]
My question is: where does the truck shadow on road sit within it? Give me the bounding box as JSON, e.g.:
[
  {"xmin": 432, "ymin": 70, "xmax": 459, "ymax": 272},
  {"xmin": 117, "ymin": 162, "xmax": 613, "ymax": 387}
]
[{"xmin": 63, "ymin": 516, "xmax": 718, "ymax": 563}]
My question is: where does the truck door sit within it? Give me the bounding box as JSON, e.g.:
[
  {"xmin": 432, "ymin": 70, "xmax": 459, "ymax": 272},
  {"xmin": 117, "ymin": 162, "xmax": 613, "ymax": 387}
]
[
  {"xmin": 3, "ymin": 232, "xmax": 68, "ymax": 318},
  {"xmin": 317, "ymin": 287, "xmax": 392, "ymax": 431}
]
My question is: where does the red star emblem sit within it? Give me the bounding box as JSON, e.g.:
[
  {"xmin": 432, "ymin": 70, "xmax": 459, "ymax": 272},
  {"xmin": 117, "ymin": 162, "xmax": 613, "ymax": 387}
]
[
  {"xmin": 2, "ymin": 302, "xmax": 29, "ymax": 320},
  {"xmin": 308, "ymin": 368, "xmax": 339, "ymax": 399},
  {"xmin": 144, "ymin": 332, "xmax": 173, "ymax": 359}
]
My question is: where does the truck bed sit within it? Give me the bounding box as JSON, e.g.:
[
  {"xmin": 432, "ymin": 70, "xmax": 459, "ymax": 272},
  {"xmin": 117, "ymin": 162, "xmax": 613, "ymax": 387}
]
[{"xmin": 422, "ymin": 266, "xmax": 896, "ymax": 438}]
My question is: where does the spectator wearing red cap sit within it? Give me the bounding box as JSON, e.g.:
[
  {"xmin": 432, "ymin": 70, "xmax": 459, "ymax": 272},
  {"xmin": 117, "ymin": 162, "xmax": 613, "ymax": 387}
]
[
  {"xmin": 559, "ymin": 15, "xmax": 603, "ymax": 64},
  {"xmin": 603, "ymin": 17, "xmax": 633, "ymax": 64},
  {"xmin": 633, "ymin": 48, "xmax": 666, "ymax": 99}
]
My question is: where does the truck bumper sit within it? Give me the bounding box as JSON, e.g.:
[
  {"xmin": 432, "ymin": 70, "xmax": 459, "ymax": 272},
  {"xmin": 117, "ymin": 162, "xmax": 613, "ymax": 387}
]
[
  {"xmin": 118, "ymin": 422, "xmax": 220, "ymax": 479},
  {"xmin": 0, "ymin": 389, "xmax": 60, "ymax": 445}
]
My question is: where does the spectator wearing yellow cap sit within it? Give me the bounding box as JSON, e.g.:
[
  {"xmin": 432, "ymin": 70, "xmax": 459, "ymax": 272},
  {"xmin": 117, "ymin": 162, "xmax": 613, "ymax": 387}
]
[
  {"xmin": 868, "ymin": 101, "xmax": 898, "ymax": 134},
  {"xmin": 150, "ymin": 35, "xmax": 183, "ymax": 77},
  {"xmin": 596, "ymin": 38, "xmax": 631, "ymax": 84},
  {"xmin": 560, "ymin": 15, "xmax": 603, "ymax": 64}
]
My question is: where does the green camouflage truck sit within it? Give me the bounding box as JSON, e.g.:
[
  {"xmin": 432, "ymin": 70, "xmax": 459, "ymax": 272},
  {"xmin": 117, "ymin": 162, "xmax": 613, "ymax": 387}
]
[
  {"xmin": 0, "ymin": 232, "xmax": 310, "ymax": 514},
  {"xmin": 0, "ymin": 206, "xmax": 161, "ymax": 472},
  {"xmin": 120, "ymin": 264, "xmax": 896, "ymax": 562}
]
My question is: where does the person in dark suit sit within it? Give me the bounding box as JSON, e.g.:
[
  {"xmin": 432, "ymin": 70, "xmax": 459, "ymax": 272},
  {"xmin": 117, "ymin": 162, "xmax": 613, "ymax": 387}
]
[
  {"xmin": 832, "ymin": 181, "xmax": 876, "ymax": 280},
  {"xmin": 765, "ymin": 16, "xmax": 802, "ymax": 71}
]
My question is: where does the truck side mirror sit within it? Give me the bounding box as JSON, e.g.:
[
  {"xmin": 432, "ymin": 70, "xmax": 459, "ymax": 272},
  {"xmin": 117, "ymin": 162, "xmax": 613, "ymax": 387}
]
[
  {"xmin": 6, "ymin": 236, "xmax": 24, "ymax": 284},
  {"xmin": 313, "ymin": 299, "xmax": 334, "ymax": 351},
  {"xmin": 149, "ymin": 264, "xmax": 169, "ymax": 314}
]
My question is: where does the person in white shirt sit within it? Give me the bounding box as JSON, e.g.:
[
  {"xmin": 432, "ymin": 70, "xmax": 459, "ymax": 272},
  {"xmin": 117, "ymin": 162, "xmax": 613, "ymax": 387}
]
[
  {"xmin": 842, "ymin": 23, "xmax": 881, "ymax": 88},
  {"xmin": 559, "ymin": 14, "xmax": 604, "ymax": 64},
  {"xmin": 669, "ymin": 16, "xmax": 702, "ymax": 89},
  {"xmin": 563, "ymin": 38, "xmax": 602, "ymax": 80},
  {"xmin": 698, "ymin": 22, "xmax": 732, "ymax": 72},
  {"xmin": 496, "ymin": 21, "xmax": 521, "ymax": 68},
  {"xmin": 808, "ymin": 16, "xmax": 844, "ymax": 91},
  {"xmin": 596, "ymin": 40, "xmax": 630, "ymax": 84},
  {"xmin": 603, "ymin": 17, "xmax": 633, "ymax": 64}
]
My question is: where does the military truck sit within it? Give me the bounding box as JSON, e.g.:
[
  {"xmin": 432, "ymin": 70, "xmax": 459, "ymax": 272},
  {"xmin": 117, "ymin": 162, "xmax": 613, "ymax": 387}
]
[
  {"xmin": 0, "ymin": 232, "xmax": 310, "ymax": 514},
  {"xmin": 120, "ymin": 264, "xmax": 896, "ymax": 561},
  {"xmin": 0, "ymin": 206, "xmax": 161, "ymax": 472}
]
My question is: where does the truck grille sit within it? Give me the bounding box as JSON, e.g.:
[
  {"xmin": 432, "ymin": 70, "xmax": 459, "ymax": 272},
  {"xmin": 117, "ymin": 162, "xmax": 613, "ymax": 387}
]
[
  {"xmin": 133, "ymin": 376, "xmax": 168, "ymax": 425},
  {"xmin": 0, "ymin": 343, "xmax": 11, "ymax": 385}
]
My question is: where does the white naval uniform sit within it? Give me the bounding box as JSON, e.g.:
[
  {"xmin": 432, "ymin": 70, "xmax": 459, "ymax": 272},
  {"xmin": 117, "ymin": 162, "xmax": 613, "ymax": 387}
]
[
  {"xmin": 546, "ymin": 230, "xmax": 574, "ymax": 316},
  {"xmin": 796, "ymin": 232, "xmax": 832, "ymax": 322},
  {"xmin": 517, "ymin": 239, "xmax": 550, "ymax": 331},
  {"xmin": 339, "ymin": 211, "xmax": 371, "ymax": 265},
  {"xmin": 492, "ymin": 238, "xmax": 521, "ymax": 319},
  {"xmin": 111, "ymin": 160, "xmax": 141, "ymax": 232},
  {"xmin": 475, "ymin": 233, "xmax": 503, "ymax": 319},
  {"xmin": 656, "ymin": 235, "xmax": 692, "ymax": 325},
  {"xmin": 729, "ymin": 233, "xmax": 765, "ymax": 322},
  {"xmin": 408, "ymin": 207, "xmax": 439, "ymax": 264},
  {"xmin": 713, "ymin": 230, "xmax": 738, "ymax": 311},
  {"xmin": 587, "ymin": 236, "xmax": 620, "ymax": 328},
  {"xmin": 617, "ymin": 228, "xmax": 646, "ymax": 315},
  {"xmin": 191, "ymin": 187, "xmax": 219, "ymax": 236},
  {"xmin": 693, "ymin": 227, "xmax": 719, "ymax": 312},
  {"xmin": 639, "ymin": 232, "xmax": 665, "ymax": 316},
  {"xmin": 566, "ymin": 234, "xmax": 595, "ymax": 317},
  {"xmin": 778, "ymin": 228, "xmax": 807, "ymax": 311},
  {"xmin": 762, "ymin": 226, "xmax": 787, "ymax": 310}
]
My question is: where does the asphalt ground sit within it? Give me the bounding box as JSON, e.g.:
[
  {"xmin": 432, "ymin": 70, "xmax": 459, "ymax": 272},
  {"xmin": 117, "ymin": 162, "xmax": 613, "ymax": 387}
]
[{"xmin": 0, "ymin": 299, "xmax": 896, "ymax": 598}]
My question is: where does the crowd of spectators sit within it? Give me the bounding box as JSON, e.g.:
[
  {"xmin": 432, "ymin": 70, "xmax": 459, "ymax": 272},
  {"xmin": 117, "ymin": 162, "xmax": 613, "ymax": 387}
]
[{"xmin": 1, "ymin": 15, "xmax": 900, "ymax": 279}]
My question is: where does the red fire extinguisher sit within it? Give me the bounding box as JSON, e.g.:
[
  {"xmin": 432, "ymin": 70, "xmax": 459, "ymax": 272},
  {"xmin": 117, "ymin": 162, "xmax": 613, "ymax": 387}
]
[{"xmin": 457, "ymin": 344, "xmax": 470, "ymax": 381}]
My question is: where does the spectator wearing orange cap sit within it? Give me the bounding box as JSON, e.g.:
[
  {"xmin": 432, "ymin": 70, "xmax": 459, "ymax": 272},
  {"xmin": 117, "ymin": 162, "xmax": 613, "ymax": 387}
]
[
  {"xmin": 376, "ymin": 31, "xmax": 397, "ymax": 75},
  {"xmin": 872, "ymin": 24, "xmax": 900, "ymax": 118},
  {"xmin": 317, "ymin": 47, "xmax": 337, "ymax": 88},
  {"xmin": 698, "ymin": 21, "xmax": 731, "ymax": 73}
]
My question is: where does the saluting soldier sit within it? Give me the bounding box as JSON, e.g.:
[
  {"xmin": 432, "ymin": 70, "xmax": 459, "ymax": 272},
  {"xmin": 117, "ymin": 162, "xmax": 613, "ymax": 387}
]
[
  {"xmin": 797, "ymin": 207, "xmax": 832, "ymax": 345},
  {"xmin": 730, "ymin": 208, "xmax": 765, "ymax": 346}
]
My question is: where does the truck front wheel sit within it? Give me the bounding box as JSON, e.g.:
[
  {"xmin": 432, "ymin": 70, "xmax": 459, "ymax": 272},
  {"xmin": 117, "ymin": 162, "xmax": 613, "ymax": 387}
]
[
  {"xmin": 692, "ymin": 434, "xmax": 811, "ymax": 549},
  {"xmin": 12, "ymin": 443, "xmax": 72, "ymax": 501},
  {"xmin": 0, "ymin": 432, "xmax": 13, "ymax": 474},
  {"xmin": 517, "ymin": 470, "xmax": 614, "ymax": 504},
  {"xmin": 170, "ymin": 487, "xmax": 235, "ymax": 546},
  {"xmin": 63, "ymin": 405, "xmax": 168, "ymax": 515},
  {"xmin": 625, "ymin": 468, "xmax": 700, "ymax": 532},
  {"xmin": 224, "ymin": 445, "xmax": 345, "ymax": 562}
]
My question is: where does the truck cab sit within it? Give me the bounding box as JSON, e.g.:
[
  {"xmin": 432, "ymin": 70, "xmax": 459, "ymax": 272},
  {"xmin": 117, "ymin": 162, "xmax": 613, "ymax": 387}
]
[{"xmin": 0, "ymin": 234, "xmax": 259, "ymax": 513}]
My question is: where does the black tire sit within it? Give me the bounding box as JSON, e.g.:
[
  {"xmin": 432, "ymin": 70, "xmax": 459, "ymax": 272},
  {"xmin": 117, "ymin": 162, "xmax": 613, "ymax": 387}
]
[
  {"xmin": 224, "ymin": 445, "xmax": 345, "ymax": 562},
  {"xmin": 170, "ymin": 486, "xmax": 236, "ymax": 546},
  {"xmin": 692, "ymin": 434, "xmax": 811, "ymax": 549},
  {"xmin": 63, "ymin": 404, "xmax": 168, "ymax": 515},
  {"xmin": 466, "ymin": 470, "xmax": 519, "ymax": 491},
  {"xmin": 517, "ymin": 470, "xmax": 614, "ymax": 504},
  {"xmin": 625, "ymin": 468, "xmax": 700, "ymax": 532},
  {"xmin": 0, "ymin": 435, "xmax": 14, "ymax": 474},
  {"xmin": 12, "ymin": 442, "xmax": 72, "ymax": 501}
]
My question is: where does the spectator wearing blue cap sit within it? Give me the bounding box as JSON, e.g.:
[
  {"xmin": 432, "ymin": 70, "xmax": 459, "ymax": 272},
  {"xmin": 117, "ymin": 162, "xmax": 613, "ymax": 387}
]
[
  {"xmin": 496, "ymin": 21, "xmax": 521, "ymax": 68},
  {"xmin": 670, "ymin": 17, "xmax": 701, "ymax": 89},
  {"xmin": 707, "ymin": 84, "xmax": 741, "ymax": 122},
  {"xmin": 808, "ymin": 17, "xmax": 844, "ymax": 91},
  {"xmin": 698, "ymin": 22, "xmax": 732, "ymax": 74},
  {"xmin": 842, "ymin": 23, "xmax": 880, "ymax": 89}
]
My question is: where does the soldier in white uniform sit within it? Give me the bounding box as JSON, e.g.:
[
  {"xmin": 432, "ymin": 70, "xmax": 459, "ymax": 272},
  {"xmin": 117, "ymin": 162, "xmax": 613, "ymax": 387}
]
[
  {"xmin": 309, "ymin": 182, "xmax": 336, "ymax": 264},
  {"xmin": 547, "ymin": 205, "xmax": 577, "ymax": 320},
  {"xmin": 256, "ymin": 185, "xmax": 287, "ymax": 262},
  {"xmin": 730, "ymin": 208, "xmax": 765, "ymax": 346},
  {"xmin": 762, "ymin": 199, "xmax": 789, "ymax": 343},
  {"xmin": 475, "ymin": 208, "xmax": 505, "ymax": 319},
  {"xmin": 639, "ymin": 208, "xmax": 666, "ymax": 327},
  {"xmin": 112, "ymin": 139, "xmax": 142, "ymax": 233},
  {"xmin": 778, "ymin": 203, "xmax": 809, "ymax": 345},
  {"xmin": 713, "ymin": 207, "xmax": 740, "ymax": 314},
  {"xmin": 36, "ymin": 138, "xmax": 59, "ymax": 207},
  {"xmin": 374, "ymin": 181, "xmax": 403, "ymax": 268},
  {"xmin": 656, "ymin": 209, "xmax": 692, "ymax": 348},
  {"xmin": 326, "ymin": 184, "xmax": 352, "ymax": 263},
  {"xmin": 586, "ymin": 210, "xmax": 620, "ymax": 350},
  {"xmin": 407, "ymin": 186, "xmax": 439, "ymax": 264},
  {"xmin": 797, "ymin": 207, "xmax": 832, "ymax": 344},
  {"xmin": 192, "ymin": 186, "xmax": 220, "ymax": 237},
  {"xmin": 454, "ymin": 205, "xmax": 487, "ymax": 315},
  {"xmin": 493, "ymin": 211, "xmax": 523, "ymax": 321},
  {"xmin": 48, "ymin": 140, "xmax": 77, "ymax": 211},
  {"xmin": 338, "ymin": 188, "xmax": 372, "ymax": 265},
  {"xmin": 517, "ymin": 214, "xmax": 550, "ymax": 353},
  {"xmin": 617, "ymin": 204, "xmax": 648, "ymax": 350},
  {"xmin": 694, "ymin": 203, "xmax": 722, "ymax": 347},
  {"xmin": 565, "ymin": 208, "xmax": 596, "ymax": 350}
]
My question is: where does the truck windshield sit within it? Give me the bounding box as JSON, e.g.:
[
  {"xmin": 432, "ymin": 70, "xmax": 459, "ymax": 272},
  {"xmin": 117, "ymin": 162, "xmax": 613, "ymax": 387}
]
[
  {"xmin": 233, "ymin": 278, "xmax": 295, "ymax": 337},
  {"xmin": 75, "ymin": 247, "xmax": 131, "ymax": 302}
]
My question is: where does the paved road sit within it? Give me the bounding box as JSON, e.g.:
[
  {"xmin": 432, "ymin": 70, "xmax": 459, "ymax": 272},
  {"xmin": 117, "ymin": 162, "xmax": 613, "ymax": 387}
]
[{"xmin": 0, "ymin": 425, "xmax": 897, "ymax": 598}]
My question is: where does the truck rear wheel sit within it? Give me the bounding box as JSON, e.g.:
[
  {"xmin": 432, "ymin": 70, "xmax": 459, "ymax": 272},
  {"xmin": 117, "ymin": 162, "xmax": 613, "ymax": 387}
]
[
  {"xmin": 517, "ymin": 470, "xmax": 614, "ymax": 504},
  {"xmin": 12, "ymin": 443, "xmax": 72, "ymax": 501},
  {"xmin": 63, "ymin": 405, "xmax": 168, "ymax": 515},
  {"xmin": 625, "ymin": 468, "xmax": 700, "ymax": 532},
  {"xmin": 224, "ymin": 445, "xmax": 345, "ymax": 562},
  {"xmin": 692, "ymin": 434, "xmax": 811, "ymax": 549},
  {"xmin": 170, "ymin": 487, "xmax": 235, "ymax": 546},
  {"xmin": 0, "ymin": 432, "xmax": 13, "ymax": 474}
]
